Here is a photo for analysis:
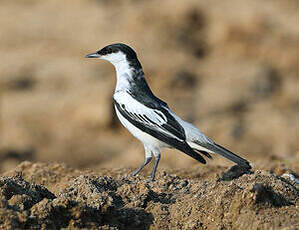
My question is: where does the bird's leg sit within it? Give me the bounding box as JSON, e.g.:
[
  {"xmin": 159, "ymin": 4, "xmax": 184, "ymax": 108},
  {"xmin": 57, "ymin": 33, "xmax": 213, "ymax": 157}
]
[
  {"xmin": 132, "ymin": 156, "xmax": 152, "ymax": 176},
  {"xmin": 150, "ymin": 150, "xmax": 161, "ymax": 181},
  {"xmin": 132, "ymin": 145, "xmax": 153, "ymax": 177}
]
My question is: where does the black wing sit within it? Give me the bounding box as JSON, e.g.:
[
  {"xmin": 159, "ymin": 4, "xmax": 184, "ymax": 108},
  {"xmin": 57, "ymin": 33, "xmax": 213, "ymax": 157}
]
[{"xmin": 114, "ymin": 98, "xmax": 206, "ymax": 164}]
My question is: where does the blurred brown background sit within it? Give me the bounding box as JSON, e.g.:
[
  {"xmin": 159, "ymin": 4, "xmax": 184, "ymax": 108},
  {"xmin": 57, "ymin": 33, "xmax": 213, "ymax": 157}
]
[{"xmin": 1, "ymin": 0, "xmax": 298, "ymax": 174}]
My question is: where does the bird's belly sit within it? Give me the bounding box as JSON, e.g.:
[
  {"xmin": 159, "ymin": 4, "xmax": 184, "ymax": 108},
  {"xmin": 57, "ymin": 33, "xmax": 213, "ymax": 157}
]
[{"xmin": 115, "ymin": 107, "xmax": 166, "ymax": 148}]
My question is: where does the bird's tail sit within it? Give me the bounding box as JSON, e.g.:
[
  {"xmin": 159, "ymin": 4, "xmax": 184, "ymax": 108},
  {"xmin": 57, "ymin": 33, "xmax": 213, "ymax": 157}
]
[{"xmin": 192, "ymin": 141, "xmax": 251, "ymax": 169}]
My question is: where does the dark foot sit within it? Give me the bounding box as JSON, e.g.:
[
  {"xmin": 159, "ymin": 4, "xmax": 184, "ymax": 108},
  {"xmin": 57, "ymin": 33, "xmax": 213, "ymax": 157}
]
[
  {"xmin": 132, "ymin": 156, "xmax": 152, "ymax": 177},
  {"xmin": 146, "ymin": 177, "xmax": 155, "ymax": 183},
  {"xmin": 131, "ymin": 170, "xmax": 139, "ymax": 177}
]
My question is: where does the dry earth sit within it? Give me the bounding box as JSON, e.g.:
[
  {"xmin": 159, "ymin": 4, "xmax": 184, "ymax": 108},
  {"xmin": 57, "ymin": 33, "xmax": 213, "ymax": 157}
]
[
  {"xmin": 0, "ymin": 0, "xmax": 299, "ymax": 229},
  {"xmin": 0, "ymin": 161, "xmax": 298, "ymax": 229}
]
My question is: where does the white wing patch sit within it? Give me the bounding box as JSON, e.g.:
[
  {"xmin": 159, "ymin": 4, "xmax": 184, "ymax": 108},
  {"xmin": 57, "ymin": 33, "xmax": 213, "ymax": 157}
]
[
  {"xmin": 153, "ymin": 110, "xmax": 167, "ymax": 123},
  {"xmin": 114, "ymin": 91, "xmax": 181, "ymax": 140},
  {"xmin": 114, "ymin": 92, "xmax": 166, "ymax": 123}
]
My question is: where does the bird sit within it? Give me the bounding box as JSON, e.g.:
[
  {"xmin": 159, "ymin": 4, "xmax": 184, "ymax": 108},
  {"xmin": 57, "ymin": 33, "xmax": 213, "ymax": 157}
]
[{"xmin": 85, "ymin": 43, "xmax": 251, "ymax": 181}]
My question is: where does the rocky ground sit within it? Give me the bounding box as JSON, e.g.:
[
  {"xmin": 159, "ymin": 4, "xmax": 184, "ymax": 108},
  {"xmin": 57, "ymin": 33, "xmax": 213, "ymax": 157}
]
[
  {"xmin": 0, "ymin": 0, "xmax": 299, "ymax": 229},
  {"xmin": 0, "ymin": 162, "xmax": 298, "ymax": 229}
]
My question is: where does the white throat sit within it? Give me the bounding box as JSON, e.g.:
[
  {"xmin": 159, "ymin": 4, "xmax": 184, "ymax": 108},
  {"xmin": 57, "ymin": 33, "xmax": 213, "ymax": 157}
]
[
  {"xmin": 106, "ymin": 58, "xmax": 134, "ymax": 92},
  {"xmin": 100, "ymin": 51, "xmax": 142, "ymax": 92},
  {"xmin": 113, "ymin": 60, "xmax": 134, "ymax": 91}
]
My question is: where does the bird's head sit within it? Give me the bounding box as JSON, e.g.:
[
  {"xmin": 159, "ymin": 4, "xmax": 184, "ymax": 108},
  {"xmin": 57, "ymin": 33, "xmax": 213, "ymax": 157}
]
[{"xmin": 85, "ymin": 43, "xmax": 141, "ymax": 69}]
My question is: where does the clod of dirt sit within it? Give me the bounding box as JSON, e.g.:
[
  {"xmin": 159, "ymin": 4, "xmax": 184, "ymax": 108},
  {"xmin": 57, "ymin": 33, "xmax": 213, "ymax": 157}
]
[
  {"xmin": 251, "ymin": 183, "xmax": 293, "ymax": 207},
  {"xmin": 0, "ymin": 162, "xmax": 298, "ymax": 229},
  {"xmin": 218, "ymin": 164, "xmax": 252, "ymax": 181},
  {"xmin": 0, "ymin": 175, "xmax": 56, "ymax": 207}
]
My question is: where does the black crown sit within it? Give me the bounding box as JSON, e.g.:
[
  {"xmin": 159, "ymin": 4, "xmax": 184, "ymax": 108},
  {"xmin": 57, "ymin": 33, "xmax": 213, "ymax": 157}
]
[{"xmin": 97, "ymin": 43, "xmax": 138, "ymax": 60}]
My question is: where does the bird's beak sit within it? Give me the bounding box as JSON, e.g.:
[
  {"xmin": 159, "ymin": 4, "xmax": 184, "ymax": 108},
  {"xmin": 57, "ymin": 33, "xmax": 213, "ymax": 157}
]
[{"xmin": 85, "ymin": 52, "xmax": 101, "ymax": 58}]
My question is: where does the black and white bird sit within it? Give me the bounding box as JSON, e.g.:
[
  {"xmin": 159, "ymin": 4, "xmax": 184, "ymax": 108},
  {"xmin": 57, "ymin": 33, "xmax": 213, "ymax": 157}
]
[{"xmin": 86, "ymin": 43, "xmax": 251, "ymax": 181}]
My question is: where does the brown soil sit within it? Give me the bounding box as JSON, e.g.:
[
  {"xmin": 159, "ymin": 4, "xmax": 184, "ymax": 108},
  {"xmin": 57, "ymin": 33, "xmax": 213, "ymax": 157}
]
[
  {"xmin": 0, "ymin": 162, "xmax": 298, "ymax": 230},
  {"xmin": 0, "ymin": 0, "xmax": 299, "ymax": 229}
]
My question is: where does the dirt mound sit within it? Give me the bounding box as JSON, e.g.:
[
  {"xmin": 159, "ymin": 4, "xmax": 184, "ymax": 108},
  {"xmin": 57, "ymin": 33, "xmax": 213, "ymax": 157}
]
[{"xmin": 1, "ymin": 162, "xmax": 298, "ymax": 229}]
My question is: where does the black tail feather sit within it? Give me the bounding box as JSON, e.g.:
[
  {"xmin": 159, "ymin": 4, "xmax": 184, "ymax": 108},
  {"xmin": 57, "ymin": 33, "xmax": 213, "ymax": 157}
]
[
  {"xmin": 195, "ymin": 141, "xmax": 251, "ymax": 169},
  {"xmin": 180, "ymin": 144, "xmax": 206, "ymax": 164},
  {"xmin": 194, "ymin": 149, "xmax": 213, "ymax": 159},
  {"xmin": 212, "ymin": 143, "xmax": 251, "ymax": 169}
]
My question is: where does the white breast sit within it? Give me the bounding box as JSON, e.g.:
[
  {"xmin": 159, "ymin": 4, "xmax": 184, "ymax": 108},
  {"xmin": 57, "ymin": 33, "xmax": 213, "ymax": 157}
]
[
  {"xmin": 113, "ymin": 91, "xmax": 168, "ymax": 148},
  {"xmin": 114, "ymin": 105, "xmax": 167, "ymax": 148}
]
